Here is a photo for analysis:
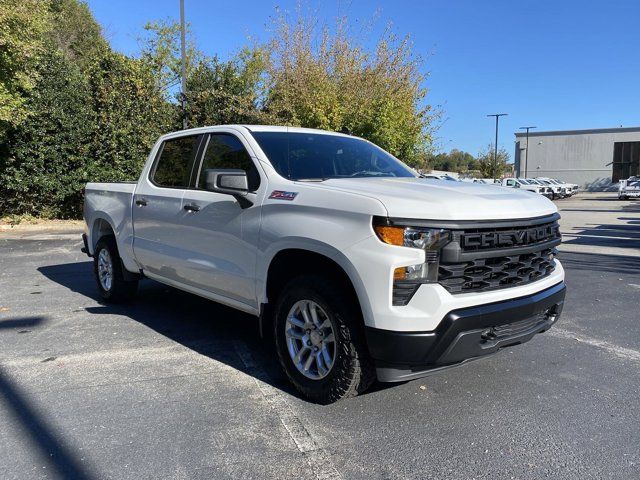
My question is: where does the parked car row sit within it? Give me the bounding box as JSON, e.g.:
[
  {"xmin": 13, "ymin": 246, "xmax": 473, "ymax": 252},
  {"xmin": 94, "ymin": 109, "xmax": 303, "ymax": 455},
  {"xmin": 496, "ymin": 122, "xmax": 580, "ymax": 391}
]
[{"xmin": 459, "ymin": 177, "xmax": 578, "ymax": 200}]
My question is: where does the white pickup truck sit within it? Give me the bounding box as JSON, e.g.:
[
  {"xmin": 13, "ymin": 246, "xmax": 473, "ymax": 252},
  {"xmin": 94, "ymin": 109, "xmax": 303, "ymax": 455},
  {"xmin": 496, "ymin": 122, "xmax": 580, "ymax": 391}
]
[
  {"xmin": 618, "ymin": 176, "xmax": 640, "ymax": 200},
  {"xmin": 501, "ymin": 177, "xmax": 554, "ymax": 198},
  {"xmin": 536, "ymin": 177, "xmax": 575, "ymax": 197},
  {"xmin": 83, "ymin": 125, "xmax": 566, "ymax": 403}
]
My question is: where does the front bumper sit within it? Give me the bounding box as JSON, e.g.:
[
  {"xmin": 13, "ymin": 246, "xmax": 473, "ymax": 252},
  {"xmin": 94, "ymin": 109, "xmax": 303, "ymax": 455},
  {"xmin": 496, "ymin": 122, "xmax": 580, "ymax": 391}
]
[{"xmin": 366, "ymin": 282, "xmax": 566, "ymax": 382}]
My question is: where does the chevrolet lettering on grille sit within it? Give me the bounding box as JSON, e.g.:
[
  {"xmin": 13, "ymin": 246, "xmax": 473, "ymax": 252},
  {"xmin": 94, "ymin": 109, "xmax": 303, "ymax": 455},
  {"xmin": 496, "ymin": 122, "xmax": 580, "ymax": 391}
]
[{"xmin": 461, "ymin": 224, "xmax": 560, "ymax": 249}]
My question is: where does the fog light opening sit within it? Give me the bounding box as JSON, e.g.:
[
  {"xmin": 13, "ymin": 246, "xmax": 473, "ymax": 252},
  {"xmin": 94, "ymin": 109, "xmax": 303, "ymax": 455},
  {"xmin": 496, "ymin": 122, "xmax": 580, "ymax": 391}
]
[
  {"xmin": 480, "ymin": 328, "xmax": 496, "ymax": 341},
  {"xmin": 545, "ymin": 305, "xmax": 560, "ymax": 323}
]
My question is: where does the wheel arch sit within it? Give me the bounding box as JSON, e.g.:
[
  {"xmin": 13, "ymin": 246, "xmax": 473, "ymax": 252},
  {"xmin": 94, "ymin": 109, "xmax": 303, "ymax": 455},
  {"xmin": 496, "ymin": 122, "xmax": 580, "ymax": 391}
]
[
  {"xmin": 259, "ymin": 245, "xmax": 372, "ymax": 339},
  {"xmin": 89, "ymin": 215, "xmax": 116, "ymax": 253},
  {"xmin": 90, "ymin": 216, "xmax": 142, "ymax": 282}
]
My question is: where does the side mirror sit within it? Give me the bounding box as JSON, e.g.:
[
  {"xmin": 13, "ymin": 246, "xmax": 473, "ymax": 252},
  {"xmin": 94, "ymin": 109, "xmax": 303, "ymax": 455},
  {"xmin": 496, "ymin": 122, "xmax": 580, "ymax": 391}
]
[{"xmin": 204, "ymin": 169, "xmax": 253, "ymax": 208}]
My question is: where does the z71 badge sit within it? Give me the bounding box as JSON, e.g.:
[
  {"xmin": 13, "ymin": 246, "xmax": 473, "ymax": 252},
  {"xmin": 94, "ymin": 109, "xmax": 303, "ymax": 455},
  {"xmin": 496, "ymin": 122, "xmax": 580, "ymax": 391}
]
[{"xmin": 269, "ymin": 190, "xmax": 298, "ymax": 201}]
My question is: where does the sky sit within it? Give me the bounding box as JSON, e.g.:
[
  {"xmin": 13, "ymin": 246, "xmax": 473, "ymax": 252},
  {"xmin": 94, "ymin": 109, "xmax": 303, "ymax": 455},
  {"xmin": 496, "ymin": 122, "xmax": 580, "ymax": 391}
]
[{"xmin": 87, "ymin": 0, "xmax": 640, "ymax": 157}]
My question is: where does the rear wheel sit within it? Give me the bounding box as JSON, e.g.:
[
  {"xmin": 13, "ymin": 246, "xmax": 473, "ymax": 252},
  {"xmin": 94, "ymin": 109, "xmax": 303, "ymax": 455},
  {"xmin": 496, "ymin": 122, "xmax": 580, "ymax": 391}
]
[
  {"xmin": 93, "ymin": 236, "xmax": 138, "ymax": 302},
  {"xmin": 274, "ymin": 274, "xmax": 375, "ymax": 404}
]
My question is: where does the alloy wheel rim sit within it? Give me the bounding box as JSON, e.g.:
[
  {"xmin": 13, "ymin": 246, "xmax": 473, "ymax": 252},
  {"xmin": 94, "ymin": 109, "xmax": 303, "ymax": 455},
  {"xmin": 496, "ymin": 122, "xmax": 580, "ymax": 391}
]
[
  {"xmin": 285, "ymin": 300, "xmax": 336, "ymax": 380},
  {"xmin": 97, "ymin": 248, "xmax": 113, "ymax": 291}
]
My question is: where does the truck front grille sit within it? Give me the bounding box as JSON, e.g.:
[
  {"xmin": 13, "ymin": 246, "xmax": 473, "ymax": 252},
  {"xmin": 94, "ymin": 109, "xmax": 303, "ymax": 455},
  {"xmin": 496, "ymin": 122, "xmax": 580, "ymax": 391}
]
[
  {"xmin": 383, "ymin": 214, "xmax": 561, "ymax": 303},
  {"xmin": 438, "ymin": 247, "xmax": 557, "ymax": 294},
  {"xmin": 435, "ymin": 215, "xmax": 561, "ymax": 295}
]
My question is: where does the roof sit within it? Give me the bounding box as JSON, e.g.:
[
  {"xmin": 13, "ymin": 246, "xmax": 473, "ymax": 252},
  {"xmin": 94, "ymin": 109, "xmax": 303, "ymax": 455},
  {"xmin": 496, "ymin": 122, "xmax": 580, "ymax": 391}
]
[
  {"xmin": 243, "ymin": 125, "xmax": 353, "ymax": 137},
  {"xmin": 514, "ymin": 126, "xmax": 640, "ymax": 138},
  {"xmin": 159, "ymin": 124, "xmax": 355, "ymax": 139}
]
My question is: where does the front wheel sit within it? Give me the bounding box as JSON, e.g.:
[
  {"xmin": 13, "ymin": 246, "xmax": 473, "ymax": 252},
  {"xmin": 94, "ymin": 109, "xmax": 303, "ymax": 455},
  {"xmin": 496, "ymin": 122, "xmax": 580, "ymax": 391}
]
[
  {"xmin": 93, "ymin": 236, "xmax": 138, "ymax": 302},
  {"xmin": 274, "ymin": 275, "xmax": 375, "ymax": 404}
]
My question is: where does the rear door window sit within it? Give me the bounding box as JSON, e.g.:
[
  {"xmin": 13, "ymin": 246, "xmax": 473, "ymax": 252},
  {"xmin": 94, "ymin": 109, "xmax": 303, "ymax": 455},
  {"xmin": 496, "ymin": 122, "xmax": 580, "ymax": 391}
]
[{"xmin": 152, "ymin": 135, "xmax": 201, "ymax": 188}]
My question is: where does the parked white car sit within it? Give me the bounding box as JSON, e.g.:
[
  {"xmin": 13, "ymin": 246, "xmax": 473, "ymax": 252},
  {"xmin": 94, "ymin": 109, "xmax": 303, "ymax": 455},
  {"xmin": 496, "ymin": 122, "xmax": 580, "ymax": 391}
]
[
  {"xmin": 469, "ymin": 178, "xmax": 501, "ymax": 185},
  {"xmin": 501, "ymin": 178, "xmax": 554, "ymax": 198},
  {"xmin": 83, "ymin": 125, "xmax": 565, "ymax": 403},
  {"xmin": 557, "ymin": 179, "xmax": 579, "ymax": 194},
  {"xmin": 529, "ymin": 178, "xmax": 565, "ymax": 199},
  {"xmin": 537, "ymin": 177, "xmax": 575, "ymax": 197},
  {"xmin": 619, "ymin": 176, "xmax": 640, "ymax": 200}
]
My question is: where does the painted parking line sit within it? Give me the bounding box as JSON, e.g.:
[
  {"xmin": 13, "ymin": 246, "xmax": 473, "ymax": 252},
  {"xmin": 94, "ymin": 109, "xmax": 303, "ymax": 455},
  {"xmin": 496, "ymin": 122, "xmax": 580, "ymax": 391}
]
[
  {"xmin": 234, "ymin": 341, "xmax": 342, "ymax": 480},
  {"xmin": 550, "ymin": 328, "xmax": 640, "ymax": 363}
]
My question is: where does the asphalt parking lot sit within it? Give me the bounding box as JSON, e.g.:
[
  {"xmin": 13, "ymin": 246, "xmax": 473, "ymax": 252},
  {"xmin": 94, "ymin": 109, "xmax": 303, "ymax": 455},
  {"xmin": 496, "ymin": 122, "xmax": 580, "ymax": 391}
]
[{"xmin": 1, "ymin": 192, "xmax": 639, "ymax": 480}]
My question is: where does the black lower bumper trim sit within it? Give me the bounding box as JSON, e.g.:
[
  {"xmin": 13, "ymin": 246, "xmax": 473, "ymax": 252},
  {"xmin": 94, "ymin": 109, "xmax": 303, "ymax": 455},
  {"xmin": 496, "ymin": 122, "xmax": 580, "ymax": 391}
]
[{"xmin": 366, "ymin": 282, "xmax": 566, "ymax": 382}]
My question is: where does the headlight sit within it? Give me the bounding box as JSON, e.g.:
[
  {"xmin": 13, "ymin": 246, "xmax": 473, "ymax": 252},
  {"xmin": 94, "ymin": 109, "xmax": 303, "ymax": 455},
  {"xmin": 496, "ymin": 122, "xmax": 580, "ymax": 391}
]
[
  {"xmin": 374, "ymin": 224, "xmax": 450, "ymax": 282},
  {"xmin": 374, "ymin": 225, "xmax": 449, "ymax": 249}
]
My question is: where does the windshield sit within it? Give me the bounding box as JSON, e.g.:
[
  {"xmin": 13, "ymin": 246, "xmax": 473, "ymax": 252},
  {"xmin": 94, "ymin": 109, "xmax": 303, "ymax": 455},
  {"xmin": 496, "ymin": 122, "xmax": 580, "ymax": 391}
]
[
  {"xmin": 251, "ymin": 131, "xmax": 416, "ymax": 180},
  {"xmin": 519, "ymin": 179, "xmax": 531, "ymax": 185}
]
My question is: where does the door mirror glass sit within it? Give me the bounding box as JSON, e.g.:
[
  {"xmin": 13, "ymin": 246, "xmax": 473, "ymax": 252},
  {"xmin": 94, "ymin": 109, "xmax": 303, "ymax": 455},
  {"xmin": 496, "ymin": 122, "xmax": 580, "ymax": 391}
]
[{"xmin": 205, "ymin": 169, "xmax": 249, "ymax": 194}]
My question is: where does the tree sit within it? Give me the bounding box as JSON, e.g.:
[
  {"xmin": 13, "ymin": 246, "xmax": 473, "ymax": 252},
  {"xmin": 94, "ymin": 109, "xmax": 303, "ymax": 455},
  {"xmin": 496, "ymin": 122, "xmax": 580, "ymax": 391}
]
[
  {"xmin": 138, "ymin": 19, "xmax": 201, "ymax": 95},
  {"xmin": 0, "ymin": 2, "xmax": 443, "ymax": 219},
  {"xmin": 428, "ymin": 149, "xmax": 479, "ymax": 172},
  {"xmin": 0, "ymin": 51, "xmax": 94, "ymax": 218},
  {"xmin": 47, "ymin": 0, "xmax": 108, "ymax": 71},
  {"xmin": 262, "ymin": 11, "xmax": 435, "ymax": 166},
  {"xmin": 86, "ymin": 51, "xmax": 175, "ymax": 183},
  {"xmin": 0, "ymin": 1, "xmax": 177, "ymax": 219},
  {"xmin": 0, "ymin": 0, "xmax": 50, "ymax": 132},
  {"xmin": 477, "ymin": 144, "xmax": 510, "ymax": 179},
  {"xmin": 187, "ymin": 48, "xmax": 275, "ymax": 126}
]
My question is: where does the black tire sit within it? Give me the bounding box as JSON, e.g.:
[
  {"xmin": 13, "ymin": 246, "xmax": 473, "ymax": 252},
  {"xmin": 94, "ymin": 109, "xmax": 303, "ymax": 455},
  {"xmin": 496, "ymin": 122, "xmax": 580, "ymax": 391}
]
[
  {"xmin": 93, "ymin": 236, "xmax": 138, "ymax": 302},
  {"xmin": 273, "ymin": 274, "xmax": 375, "ymax": 404}
]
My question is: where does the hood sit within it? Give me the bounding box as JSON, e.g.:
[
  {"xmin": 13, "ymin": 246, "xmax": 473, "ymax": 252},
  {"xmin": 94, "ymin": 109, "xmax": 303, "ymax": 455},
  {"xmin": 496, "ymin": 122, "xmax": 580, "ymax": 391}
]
[{"xmin": 314, "ymin": 177, "xmax": 558, "ymax": 220}]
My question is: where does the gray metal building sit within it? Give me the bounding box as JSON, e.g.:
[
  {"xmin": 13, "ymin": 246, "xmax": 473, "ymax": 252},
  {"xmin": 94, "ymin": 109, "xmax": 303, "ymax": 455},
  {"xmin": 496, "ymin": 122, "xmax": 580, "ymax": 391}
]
[{"xmin": 514, "ymin": 127, "xmax": 640, "ymax": 189}]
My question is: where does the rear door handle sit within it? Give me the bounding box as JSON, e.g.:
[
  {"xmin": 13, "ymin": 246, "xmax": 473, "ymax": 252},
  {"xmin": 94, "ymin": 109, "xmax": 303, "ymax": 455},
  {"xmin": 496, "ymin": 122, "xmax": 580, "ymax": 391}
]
[
  {"xmin": 183, "ymin": 203, "xmax": 201, "ymax": 212},
  {"xmin": 135, "ymin": 198, "xmax": 148, "ymax": 207}
]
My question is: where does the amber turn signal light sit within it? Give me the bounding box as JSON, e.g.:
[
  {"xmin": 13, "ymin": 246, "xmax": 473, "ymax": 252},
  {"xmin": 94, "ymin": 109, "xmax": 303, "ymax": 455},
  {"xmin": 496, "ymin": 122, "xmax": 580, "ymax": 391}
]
[
  {"xmin": 374, "ymin": 225, "xmax": 404, "ymax": 246},
  {"xmin": 393, "ymin": 267, "xmax": 407, "ymax": 280}
]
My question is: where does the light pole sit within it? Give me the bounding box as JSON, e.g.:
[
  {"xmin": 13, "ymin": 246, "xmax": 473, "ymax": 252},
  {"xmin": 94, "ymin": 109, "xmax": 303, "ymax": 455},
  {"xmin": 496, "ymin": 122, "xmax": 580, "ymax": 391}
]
[
  {"xmin": 180, "ymin": 0, "xmax": 187, "ymax": 129},
  {"xmin": 519, "ymin": 126, "xmax": 536, "ymax": 178},
  {"xmin": 487, "ymin": 113, "xmax": 508, "ymax": 181}
]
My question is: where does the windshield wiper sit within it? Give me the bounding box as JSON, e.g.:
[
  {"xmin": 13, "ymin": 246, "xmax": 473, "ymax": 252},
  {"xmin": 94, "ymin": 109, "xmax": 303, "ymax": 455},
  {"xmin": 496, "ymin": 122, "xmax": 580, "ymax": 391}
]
[{"xmin": 349, "ymin": 171, "xmax": 391, "ymax": 178}]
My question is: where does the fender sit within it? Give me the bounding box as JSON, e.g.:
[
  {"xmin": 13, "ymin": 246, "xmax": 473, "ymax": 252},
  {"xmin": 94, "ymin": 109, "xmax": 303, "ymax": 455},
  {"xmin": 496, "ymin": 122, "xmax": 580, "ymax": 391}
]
[
  {"xmin": 256, "ymin": 237, "xmax": 375, "ymax": 327},
  {"xmin": 85, "ymin": 209, "xmax": 138, "ymax": 273}
]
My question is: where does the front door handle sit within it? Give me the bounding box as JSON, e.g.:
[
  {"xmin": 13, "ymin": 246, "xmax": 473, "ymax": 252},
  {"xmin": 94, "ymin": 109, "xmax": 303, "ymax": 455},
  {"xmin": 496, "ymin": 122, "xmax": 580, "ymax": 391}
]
[
  {"xmin": 135, "ymin": 198, "xmax": 148, "ymax": 207},
  {"xmin": 183, "ymin": 203, "xmax": 201, "ymax": 212}
]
